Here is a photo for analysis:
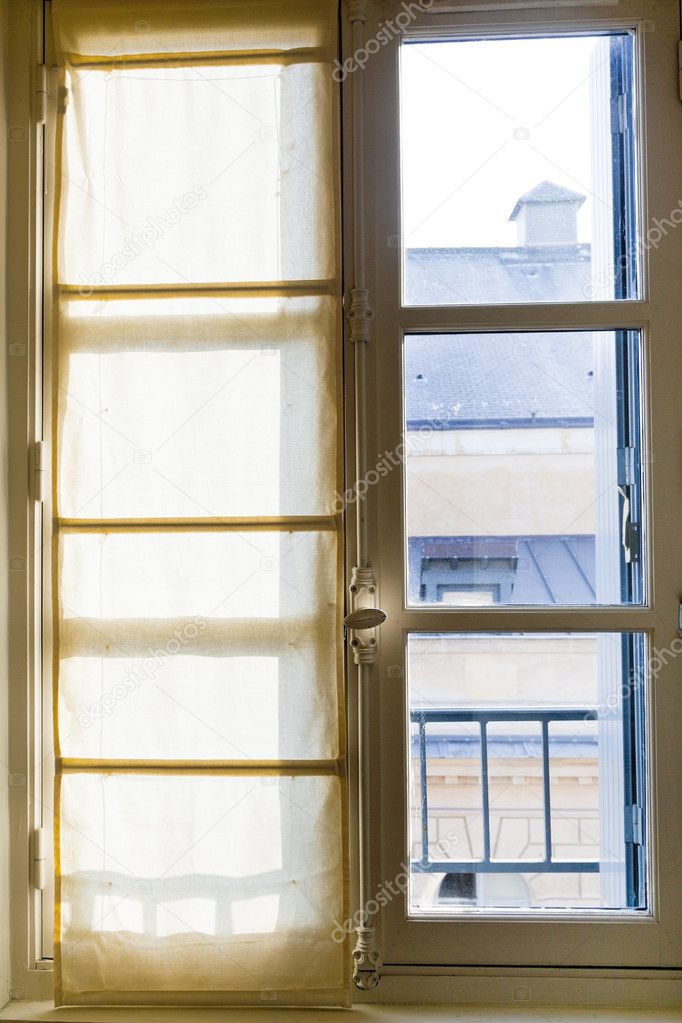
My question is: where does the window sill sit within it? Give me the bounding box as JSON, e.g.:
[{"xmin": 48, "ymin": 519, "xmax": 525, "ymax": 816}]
[
  {"xmin": 4, "ymin": 964, "xmax": 682, "ymax": 1018},
  {"xmin": 2, "ymin": 999, "xmax": 682, "ymax": 1023}
]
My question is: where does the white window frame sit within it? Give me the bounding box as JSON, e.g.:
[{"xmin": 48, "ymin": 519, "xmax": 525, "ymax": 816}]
[
  {"xmin": 354, "ymin": 0, "xmax": 682, "ymax": 987},
  {"xmin": 6, "ymin": 0, "xmax": 53, "ymax": 1004}
]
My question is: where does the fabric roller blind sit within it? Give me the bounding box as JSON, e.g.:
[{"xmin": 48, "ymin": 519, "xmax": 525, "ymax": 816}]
[{"xmin": 50, "ymin": 0, "xmax": 347, "ymax": 1006}]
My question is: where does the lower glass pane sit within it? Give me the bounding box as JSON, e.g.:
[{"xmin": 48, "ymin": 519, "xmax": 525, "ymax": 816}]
[{"xmin": 407, "ymin": 633, "xmax": 647, "ymax": 913}]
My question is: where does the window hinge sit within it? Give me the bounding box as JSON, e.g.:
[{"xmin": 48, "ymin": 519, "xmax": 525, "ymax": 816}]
[
  {"xmin": 32, "ymin": 826, "xmax": 48, "ymax": 890},
  {"xmin": 34, "ymin": 64, "xmax": 48, "ymax": 125},
  {"xmin": 616, "ymin": 91, "xmax": 627, "ymax": 134},
  {"xmin": 347, "ymin": 288, "xmax": 373, "ymax": 344},
  {"xmin": 33, "ymin": 440, "xmax": 48, "ymax": 503},
  {"xmin": 624, "ymin": 519, "xmax": 641, "ymax": 564},
  {"xmin": 625, "ymin": 803, "xmax": 644, "ymax": 846},
  {"xmin": 617, "ymin": 445, "xmax": 637, "ymax": 486}
]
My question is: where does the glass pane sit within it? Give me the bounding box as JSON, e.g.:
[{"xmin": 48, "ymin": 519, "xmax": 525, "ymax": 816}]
[
  {"xmin": 401, "ymin": 32, "xmax": 638, "ymax": 305},
  {"xmin": 407, "ymin": 633, "xmax": 647, "ymax": 913},
  {"xmin": 410, "ymin": 720, "xmax": 485, "ymax": 871},
  {"xmin": 404, "ymin": 330, "xmax": 644, "ymax": 606},
  {"xmin": 486, "ymin": 720, "xmax": 543, "ymax": 863},
  {"xmin": 549, "ymin": 718, "xmax": 600, "ymax": 863}
]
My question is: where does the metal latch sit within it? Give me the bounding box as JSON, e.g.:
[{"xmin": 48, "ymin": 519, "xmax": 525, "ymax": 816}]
[
  {"xmin": 617, "ymin": 445, "xmax": 637, "ymax": 487},
  {"xmin": 624, "ymin": 804, "xmax": 644, "ymax": 846},
  {"xmin": 618, "ymin": 485, "xmax": 640, "ymax": 564},
  {"xmin": 33, "ymin": 827, "xmax": 48, "ymax": 891},
  {"xmin": 35, "ymin": 65, "xmax": 48, "ymax": 125},
  {"xmin": 33, "ymin": 440, "xmax": 47, "ymax": 503}
]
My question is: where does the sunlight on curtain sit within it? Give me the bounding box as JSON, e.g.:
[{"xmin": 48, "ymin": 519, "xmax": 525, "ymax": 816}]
[{"xmin": 51, "ymin": 0, "xmax": 346, "ymax": 1006}]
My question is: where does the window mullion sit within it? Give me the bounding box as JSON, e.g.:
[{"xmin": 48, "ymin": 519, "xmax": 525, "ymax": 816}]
[{"xmin": 399, "ymin": 300, "xmax": 649, "ymax": 333}]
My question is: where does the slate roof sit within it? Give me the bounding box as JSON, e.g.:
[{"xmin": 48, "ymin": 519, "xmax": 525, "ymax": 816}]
[
  {"xmin": 405, "ymin": 244, "xmax": 591, "ymax": 306},
  {"xmin": 405, "ymin": 332, "xmax": 595, "ymax": 428},
  {"xmin": 410, "ymin": 535, "xmax": 596, "ymax": 605}
]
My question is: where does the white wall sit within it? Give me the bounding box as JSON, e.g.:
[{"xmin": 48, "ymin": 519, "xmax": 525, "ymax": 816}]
[{"xmin": 406, "ymin": 427, "xmax": 595, "ymax": 538}]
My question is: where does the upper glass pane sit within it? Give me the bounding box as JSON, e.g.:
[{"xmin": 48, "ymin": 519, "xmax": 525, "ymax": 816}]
[{"xmin": 401, "ymin": 32, "xmax": 638, "ymax": 305}]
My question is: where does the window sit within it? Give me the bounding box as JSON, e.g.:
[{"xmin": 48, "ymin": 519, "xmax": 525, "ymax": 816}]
[
  {"xmin": 5, "ymin": 0, "xmax": 682, "ymax": 1010},
  {"xmin": 361, "ymin": 0, "xmax": 682, "ymax": 975}
]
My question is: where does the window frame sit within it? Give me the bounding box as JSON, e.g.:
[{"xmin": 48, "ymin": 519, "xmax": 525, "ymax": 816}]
[
  {"xmin": 6, "ymin": 0, "xmax": 682, "ymax": 1009},
  {"xmin": 359, "ymin": 0, "xmax": 682, "ymax": 972},
  {"xmin": 6, "ymin": 0, "xmax": 53, "ymax": 1002}
]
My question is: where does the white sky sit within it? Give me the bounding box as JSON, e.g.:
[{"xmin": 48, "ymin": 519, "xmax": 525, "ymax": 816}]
[{"xmin": 401, "ymin": 35, "xmax": 608, "ymax": 248}]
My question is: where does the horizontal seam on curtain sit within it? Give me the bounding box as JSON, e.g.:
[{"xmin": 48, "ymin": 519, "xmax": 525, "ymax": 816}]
[
  {"xmin": 58, "ymin": 758, "xmax": 343, "ymax": 775},
  {"xmin": 66, "ymin": 46, "xmax": 333, "ymax": 69},
  {"xmin": 57, "ymin": 281, "xmax": 337, "ymax": 298},
  {"xmin": 57, "ymin": 516, "xmax": 340, "ymax": 531},
  {"xmin": 58, "ymin": 620, "xmax": 336, "ymax": 658}
]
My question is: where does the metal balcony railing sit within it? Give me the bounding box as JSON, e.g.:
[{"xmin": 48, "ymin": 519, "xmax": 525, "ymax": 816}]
[{"xmin": 410, "ymin": 707, "xmax": 599, "ymax": 875}]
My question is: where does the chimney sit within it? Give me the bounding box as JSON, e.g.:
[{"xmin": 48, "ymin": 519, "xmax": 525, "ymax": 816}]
[{"xmin": 509, "ymin": 180, "xmax": 586, "ymax": 245}]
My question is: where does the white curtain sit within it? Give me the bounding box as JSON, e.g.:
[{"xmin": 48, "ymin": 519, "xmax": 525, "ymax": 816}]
[{"xmin": 51, "ymin": 0, "xmax": 347, "ymax": 1006}]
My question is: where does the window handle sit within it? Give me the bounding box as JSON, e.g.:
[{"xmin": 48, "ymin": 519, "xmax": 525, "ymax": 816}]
[
  {"xmin": 344, "ymin": 608, "xmax": 387, "ymax": 630},
  {"xmin": 344, "ymin": 606, "xmax": 387, "ymax": 660}
]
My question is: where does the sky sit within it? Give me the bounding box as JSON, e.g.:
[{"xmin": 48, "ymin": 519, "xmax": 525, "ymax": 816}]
[{"xmin": 401, "ymin": 34, "xmax": 613, "ymax": 249}]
